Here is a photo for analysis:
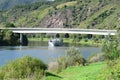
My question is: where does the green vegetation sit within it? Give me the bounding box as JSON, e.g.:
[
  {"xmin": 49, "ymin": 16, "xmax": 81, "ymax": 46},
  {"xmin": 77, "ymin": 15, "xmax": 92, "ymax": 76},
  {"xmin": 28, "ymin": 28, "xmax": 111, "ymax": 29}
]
[
  {"xmin": 55, "ymin": 47, "xmax": 86, "ymax": 73},
  {"xmin": 1, "ymin": 32, "xmax": 120, "ymax": 80},
  {"xmin": 46, "ymin": 28, "xmax": 120, "ymax": 80},
  {"xmin": 0, "ymin": 56, "xmax": 47, "ymax": 80},
  {"xmin": 0, "ymin": 0, "xmax": 47, "ymax": 10},
  {"xmin": 28, "ymin": 37, "xmax": 102, "ymax": 46},
  {"xmin": 97, "ymin": 27, "xmax": 120, "ymax": 80},
  {"xmin": 46, "ymin": 27, "xmax": 120, "ymax": 80},
  {"xmin": 102, "ymin": 28, "xmax": 120, "ymax": 60},
  {"xmin": 0, "ymin": 29, "xmax": 20, "ymax": 46},
  {"xmin": 3, "ymin": 22, "xmax": 16, "ymax": 28},
  {"xmin": 28, "ymin": 37, "xmax": 101, "ymax": 46},
  {"xmin": 46, "ymin": 62, "xmax": 106, "ymax": 80},
  {"xmin": 0, "ymin": 0, "xmax": 119, "ymax": 45},
  {"xmin": 56, "ymin": 1, "xmax": 77, "ymax": 9},
  {"xmin": 98, "ymin": 59, "xmax": 120, "ymax": 80},
  {"xmin": 28, "ymin": 33, "xmax": 104, "ymax": 46},
  {"xmin": 0, "ymin": 0, "xmax": 119, "ymax": 29},
  {"xmin": 0, "ymin": 55, "xmax": 119, "ymax": 80},
  {"xmin": 0, "ymin": 29, "xmax": 28, "ymax": 46},
  {"xmin": 0, "ymin": 0, "xmax": 120, "ymax": 79}
]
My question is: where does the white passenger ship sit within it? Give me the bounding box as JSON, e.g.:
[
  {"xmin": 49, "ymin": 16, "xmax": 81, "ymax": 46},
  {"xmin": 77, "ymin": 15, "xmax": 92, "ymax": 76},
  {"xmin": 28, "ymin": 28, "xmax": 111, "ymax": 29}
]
[{"xmin": 48, "ymin": 38, "xmax": 63, "ymax": 46}]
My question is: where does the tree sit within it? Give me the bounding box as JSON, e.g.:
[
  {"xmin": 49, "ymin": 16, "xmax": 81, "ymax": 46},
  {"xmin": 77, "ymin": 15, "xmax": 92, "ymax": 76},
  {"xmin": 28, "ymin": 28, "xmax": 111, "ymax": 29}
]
[
  {"xmin": 3, "ymin": 30, "xmax": 13, "ymax": 45},
  {"xmin": 102, "ymin": 28, "xmax": 120, "ymax": 60},
  {"xmin": 0, "ymin": 30, "xmax": 22, "ymax": 46},
  {"xmin": 4, "ymin": 22, "xmax": 16, "ymax": 28},
  {"xmin": 0, "ymin": 31, "xmax": 3, "ymax": 45}
]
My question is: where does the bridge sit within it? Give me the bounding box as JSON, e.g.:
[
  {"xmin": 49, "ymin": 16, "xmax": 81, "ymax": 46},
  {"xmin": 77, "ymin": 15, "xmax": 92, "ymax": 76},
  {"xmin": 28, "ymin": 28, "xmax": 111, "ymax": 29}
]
[
  {"xmin": 0, "ymin": 28, "xmax": 116, "ymax": 35},
  {"xmin": 0, "ymin": 28, "xmax": 117, "ymax": 44}
]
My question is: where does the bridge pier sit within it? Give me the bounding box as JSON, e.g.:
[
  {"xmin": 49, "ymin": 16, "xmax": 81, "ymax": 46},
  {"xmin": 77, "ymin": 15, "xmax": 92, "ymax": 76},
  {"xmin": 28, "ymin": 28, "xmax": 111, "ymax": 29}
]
[{"xmin": 20, "ymin": 33, "xmax": 22, "ymax": 45}]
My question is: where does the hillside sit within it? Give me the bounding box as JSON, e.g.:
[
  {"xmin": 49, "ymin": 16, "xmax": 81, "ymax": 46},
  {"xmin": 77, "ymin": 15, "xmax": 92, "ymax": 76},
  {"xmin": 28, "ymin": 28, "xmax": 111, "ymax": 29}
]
[
  {"xmin": 0, "ymin": 0, "xmax": 46, "ymax": 10},
  {"xmin": 0, "ymin": 0, "xmax": 120, "ymax": 29}
]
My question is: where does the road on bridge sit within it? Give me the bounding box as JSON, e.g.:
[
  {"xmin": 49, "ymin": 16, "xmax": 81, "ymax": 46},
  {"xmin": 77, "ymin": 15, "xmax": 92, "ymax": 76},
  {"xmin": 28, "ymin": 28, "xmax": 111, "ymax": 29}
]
[{"xmin": 0, "ymin": 28, "xmax": 116, "ymax": 35}]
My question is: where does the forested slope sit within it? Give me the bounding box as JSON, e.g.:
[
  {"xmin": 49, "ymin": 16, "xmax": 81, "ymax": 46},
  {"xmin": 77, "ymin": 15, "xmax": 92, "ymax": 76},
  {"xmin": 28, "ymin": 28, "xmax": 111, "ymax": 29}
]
[
  {"xmin": 0, "ymin": 0, "xmax": 48, "ymax": 10},
  {"xmin": 0, "ymin": 0, "xmax": 120, "ymax": 29}
]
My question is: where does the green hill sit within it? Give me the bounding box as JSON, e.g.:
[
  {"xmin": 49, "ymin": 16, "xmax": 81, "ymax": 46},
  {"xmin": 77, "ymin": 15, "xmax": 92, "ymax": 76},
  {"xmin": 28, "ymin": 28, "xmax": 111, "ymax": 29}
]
[
  {"xmin": 0, "ymin": 0, "xmax": 120, "ymax": 29},
  {"xmin": 0, "ymin": 0, "xmax": 49, "ymax": 10}
]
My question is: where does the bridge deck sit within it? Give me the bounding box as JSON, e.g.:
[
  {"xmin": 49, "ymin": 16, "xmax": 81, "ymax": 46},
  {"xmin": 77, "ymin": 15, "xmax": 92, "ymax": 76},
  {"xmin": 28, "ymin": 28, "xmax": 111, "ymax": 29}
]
[{"xmin": 0, "ymin": 28, "xmax": 116, "ymax": 35}]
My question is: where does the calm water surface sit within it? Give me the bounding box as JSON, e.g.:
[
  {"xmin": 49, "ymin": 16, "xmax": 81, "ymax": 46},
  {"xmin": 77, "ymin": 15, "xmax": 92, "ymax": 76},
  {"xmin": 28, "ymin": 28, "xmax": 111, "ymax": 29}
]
[{"xmin": 0, "ymin": 41, "xmax": 101, "ymax": 66}]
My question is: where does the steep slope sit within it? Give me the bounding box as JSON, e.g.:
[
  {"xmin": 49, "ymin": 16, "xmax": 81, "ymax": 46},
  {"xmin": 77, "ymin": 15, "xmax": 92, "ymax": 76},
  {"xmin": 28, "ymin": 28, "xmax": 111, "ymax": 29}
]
[
  {"xmin": 0, "ymin": 0, "xmax": 46, "ymax": 10},
  {"xmin": 0, "ymin": 0, "xmax": 120, "ymax": 29}
]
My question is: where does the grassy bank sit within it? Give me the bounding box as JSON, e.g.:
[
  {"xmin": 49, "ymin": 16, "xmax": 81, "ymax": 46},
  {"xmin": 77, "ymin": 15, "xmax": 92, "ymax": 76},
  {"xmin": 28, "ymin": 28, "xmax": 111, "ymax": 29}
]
[
  {"xmin": 28, "ymin": 38, "xmax": 102, "ymax": 46},
  {"xmin": 45, "ymin": 62, "xmax": 106, "ymax": 80}
]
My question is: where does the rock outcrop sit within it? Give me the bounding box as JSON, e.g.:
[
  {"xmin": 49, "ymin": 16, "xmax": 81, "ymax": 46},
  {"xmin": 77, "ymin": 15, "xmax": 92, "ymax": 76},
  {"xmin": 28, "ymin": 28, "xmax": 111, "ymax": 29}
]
[{"xmin": 40, "ymin": 9, "xmax": 73, "ymax": 28}]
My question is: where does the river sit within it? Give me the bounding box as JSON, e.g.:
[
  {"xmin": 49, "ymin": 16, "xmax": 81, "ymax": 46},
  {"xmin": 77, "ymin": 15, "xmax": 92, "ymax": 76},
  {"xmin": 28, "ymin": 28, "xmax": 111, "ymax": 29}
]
[{"xmin": 0, "ymin": 41, "xmax": 101, "ymax": 66}]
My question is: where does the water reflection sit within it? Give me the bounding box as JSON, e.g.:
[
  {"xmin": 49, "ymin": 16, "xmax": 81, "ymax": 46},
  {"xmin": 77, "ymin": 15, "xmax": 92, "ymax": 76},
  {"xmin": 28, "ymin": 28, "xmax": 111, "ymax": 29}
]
[
  {"xmin": 28, "ymin": 41, "xmax": 94, "ymax": 47},
  {"xmin": 28, "ymin": 41, "xmax": 48, "ymax": 46},
  {"xmin": 0, "ymin": 41, "xmax": 101, "ymax": 66}
]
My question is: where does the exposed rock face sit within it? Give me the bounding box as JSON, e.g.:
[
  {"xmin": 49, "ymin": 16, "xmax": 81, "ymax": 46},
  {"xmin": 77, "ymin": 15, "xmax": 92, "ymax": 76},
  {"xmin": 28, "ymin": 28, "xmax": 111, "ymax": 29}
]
[
  {"xmin": 46, "ymin": 13, "xmax": 64, "ymax": 28},
  {"xmin": 40, "ymin": 9, "xmax": 73, "ymax": 28}
]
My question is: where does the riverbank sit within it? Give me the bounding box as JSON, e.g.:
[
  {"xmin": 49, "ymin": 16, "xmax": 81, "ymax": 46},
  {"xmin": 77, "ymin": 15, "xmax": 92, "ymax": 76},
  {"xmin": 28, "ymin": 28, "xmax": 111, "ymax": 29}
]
[
  {"xmin": 28, "ymin": 38, "xmax": 102, "ymax": 47},
  {"xmin": 45, "ymin": 62, "xmax": 106, "ymax": 80},
  {"xmin": 0, "ymin": 55, "xmax": 106, "ymax": 80}
]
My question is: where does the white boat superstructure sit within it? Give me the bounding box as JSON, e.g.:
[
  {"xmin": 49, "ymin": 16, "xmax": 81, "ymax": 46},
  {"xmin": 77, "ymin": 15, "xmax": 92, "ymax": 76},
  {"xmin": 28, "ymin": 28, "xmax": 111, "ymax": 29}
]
[{"xmin": 48, "ymin": 38, "xmax": 63, "ymax": 46}]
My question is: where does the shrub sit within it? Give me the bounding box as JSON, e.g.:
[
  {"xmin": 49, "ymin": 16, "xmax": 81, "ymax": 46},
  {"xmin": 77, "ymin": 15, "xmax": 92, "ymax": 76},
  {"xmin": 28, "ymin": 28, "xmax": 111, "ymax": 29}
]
[
  {"xmin": 48, "ymin": 61, "xmax": 59, "ymax": 73},
  {"xmin": 57, "ymin": 56, "xmax": 74, "ymax": 72},
  {"xmin": 88, "ymin": 53, "xmax": 105, "ymax": 63},
  {"xmin": 0, "ymin": 56, "xmax": 47, "ymax": 80},
  {"xmin": 56, "ymin": 47, "xmax": 86, "ymax": 73},
  {"xmin": 66, "ymin": 47, "xmax": 86, "ymax": 66},
  {"xmin": 4, "ymin": 22, "xmax": 16, "ymax": 28},
  {"xmin": 102, "ymin": 34, "xmax": 120, "ymax": 60},
  {"xmin": 98, "ymin": 58, "xmax": 120, "ymax": 80}
]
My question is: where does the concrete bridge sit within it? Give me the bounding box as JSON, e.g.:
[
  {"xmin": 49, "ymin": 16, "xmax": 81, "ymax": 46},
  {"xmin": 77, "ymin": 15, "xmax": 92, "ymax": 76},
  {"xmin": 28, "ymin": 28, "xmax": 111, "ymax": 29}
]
[
  {"xmin": 0, "ymin": 28, "xmax": 117, "ymax": 44},
  {"xmin": 0, "ymin": 28, "xmax": 116, "ymax": 35}
]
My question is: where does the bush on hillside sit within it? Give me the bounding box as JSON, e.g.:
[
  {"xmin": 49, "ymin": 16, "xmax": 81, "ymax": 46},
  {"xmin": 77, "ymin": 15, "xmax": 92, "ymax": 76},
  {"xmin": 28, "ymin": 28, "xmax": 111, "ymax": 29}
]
[
  {"xmin": 3, "ymin": 22, "xmax": 16, "ymax": 28},
  {"xmin": 88, "ymin": 53, "xmax": 105, "ymax": 63},
  {"xmin": 98, "ymin": 58, "xmax": 120, "ymax": 80},
  {"xmin": 102, "ymin": 29, "xmax": 120, "ymax": 60},
  {"xmin": 55, "ymin": 47, "xmax": 86, "ymax": 73},
  {"xmin": 99, "ymin": 29, "xmax": 120, "ymax": 80},
  {"xmin": 0, "ymin": 56, "xmax": 47, "ymax": 80},
  {"xmin": 48, "ymin": 61, "xmax": 59, "ymax": 73},
  {"xmin": 66, "ymin": 47, "xmax": 86, "ymax": 66}
]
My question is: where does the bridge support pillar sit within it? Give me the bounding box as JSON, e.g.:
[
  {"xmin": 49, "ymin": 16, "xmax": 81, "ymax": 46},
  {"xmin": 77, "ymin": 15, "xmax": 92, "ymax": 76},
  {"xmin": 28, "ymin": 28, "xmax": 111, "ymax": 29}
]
[{"xmin": 20, "ymin": 33, "xmax": 22, "ymax": 45}]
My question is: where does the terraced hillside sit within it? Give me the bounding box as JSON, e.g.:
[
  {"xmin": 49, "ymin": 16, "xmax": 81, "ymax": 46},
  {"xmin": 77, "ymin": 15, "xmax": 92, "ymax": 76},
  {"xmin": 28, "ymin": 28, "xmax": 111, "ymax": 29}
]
[{"xmin": 0, "ymin": 0, "xmax": 120, "ymax": 29}]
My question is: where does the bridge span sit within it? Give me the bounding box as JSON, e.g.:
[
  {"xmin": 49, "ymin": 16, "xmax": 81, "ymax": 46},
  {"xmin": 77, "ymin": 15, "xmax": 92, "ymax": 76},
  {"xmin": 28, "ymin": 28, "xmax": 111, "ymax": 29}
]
[
  {"xmin": 0, "ymin": 28, "xmax": 117, "ymax": 35},
  {"xmin": 0, "ymin": 28, "xmax": 117, "ymax": 44}
]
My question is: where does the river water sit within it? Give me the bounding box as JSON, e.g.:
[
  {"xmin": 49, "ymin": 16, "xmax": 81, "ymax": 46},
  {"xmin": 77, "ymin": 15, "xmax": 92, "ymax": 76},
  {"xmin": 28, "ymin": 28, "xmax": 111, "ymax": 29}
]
[{"xmin": 0, "ymin": 41, "xmax": 101, "ymax": 66}]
